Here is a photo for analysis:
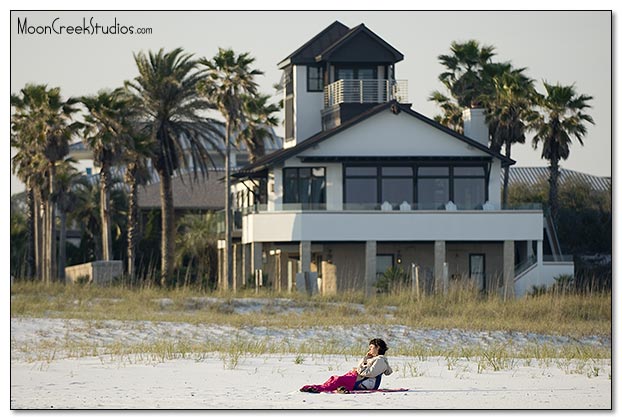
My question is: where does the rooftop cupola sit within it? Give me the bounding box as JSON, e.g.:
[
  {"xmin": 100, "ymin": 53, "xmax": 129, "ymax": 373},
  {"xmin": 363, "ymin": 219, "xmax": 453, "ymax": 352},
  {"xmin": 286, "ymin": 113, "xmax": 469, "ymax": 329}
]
[{"xmin": 278, "ymin": 21, "xmax": 407, "ymax": 148}]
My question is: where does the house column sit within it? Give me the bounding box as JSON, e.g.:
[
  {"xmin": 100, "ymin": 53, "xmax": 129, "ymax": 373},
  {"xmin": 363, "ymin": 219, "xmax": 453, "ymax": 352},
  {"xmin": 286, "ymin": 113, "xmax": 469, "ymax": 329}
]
[
  {"xmin": 503, "ymin": 240, "xmax": 515, "ymax": 299},
  {"xmin": 232, "ymin": 243, "xmax": 242, "ymax": 293},
  {"xmin": 251, "ymin": 242, "xmax": 263, "ymax": 289},
  {"xmin": 364, "ymin": 241, "xmax": 377, "ymax": 297},
  {"xmin": 297, "ymin": 241, "xmax": 314, "ymax": 294},
  {"xmin": 217, "ymin": 240, "xmax": 227, "ymax": 291},
  {"xmin": 434, "ymin": 240, "xmax": 447, "ymax": 295},
  {"xmin": 242, "ymin": 244, "xmax": 251, "ymax": 289}
]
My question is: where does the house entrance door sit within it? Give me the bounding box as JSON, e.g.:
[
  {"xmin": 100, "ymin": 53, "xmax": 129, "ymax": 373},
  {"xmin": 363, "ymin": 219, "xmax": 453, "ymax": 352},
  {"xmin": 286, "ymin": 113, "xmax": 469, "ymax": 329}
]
[{"xmin": 469, "ymin": 254, "xmax": 486, "ymax": 290}]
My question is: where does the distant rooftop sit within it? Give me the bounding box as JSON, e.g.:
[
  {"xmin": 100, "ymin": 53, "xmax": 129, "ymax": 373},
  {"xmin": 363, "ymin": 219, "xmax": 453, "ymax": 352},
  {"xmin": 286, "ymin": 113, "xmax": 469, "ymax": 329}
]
[{"xmin": 508, "ymin": 167, "xmax": 611, "ymax": 192}]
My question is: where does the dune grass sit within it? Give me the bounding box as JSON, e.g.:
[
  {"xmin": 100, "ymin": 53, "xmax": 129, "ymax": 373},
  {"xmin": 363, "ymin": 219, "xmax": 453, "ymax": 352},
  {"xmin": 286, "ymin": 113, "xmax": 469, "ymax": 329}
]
[{"xmin": 10, "ymin": 280, "xmax": 611, "ymax": 339}]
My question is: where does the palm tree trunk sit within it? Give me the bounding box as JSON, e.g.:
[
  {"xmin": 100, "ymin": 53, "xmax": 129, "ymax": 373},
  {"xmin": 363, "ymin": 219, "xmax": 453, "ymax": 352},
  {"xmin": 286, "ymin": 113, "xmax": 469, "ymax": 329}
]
[
  {"xmin": 34, "ymin": 189, "xmax": 43, "ymax": 281},
  {"xmin": 502, "ymin": 140, "xmax": 512, "ymax": 207},
  {"xmin": 126, "ymin": 164, "xmax": 138, "ymax": 281},
  {"xmin": 25, "ymin": 185, "xmax": 35, "ymax": 279},
  {"xmin": 548, "ymin": 158, "xmax": 560, "ymax": 222},
  {"xmin": 100, "ymin": 165, "xmax": 112, "ymax": 261},
  {"xmin": 58, "ymin": 209, "xmax": 67, "ymax": 282},
  {"xmin": 224, "ymin": 120, "xmax": 232, "ymax": 292},
  {"xmin": 159, "ymin": 170, "xmax": 175, "ymax": 287}
]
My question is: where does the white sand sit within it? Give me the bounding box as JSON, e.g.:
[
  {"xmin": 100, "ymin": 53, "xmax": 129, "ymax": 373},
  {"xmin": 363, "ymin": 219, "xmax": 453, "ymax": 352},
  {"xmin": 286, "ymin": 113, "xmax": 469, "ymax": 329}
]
[
  {"xmin": 9, "ymin": 314, "xmax": 612, "ymax": 410},
  {"xmin": 10, "ymin": 353, "xmax": 611, "ymax": 410}
]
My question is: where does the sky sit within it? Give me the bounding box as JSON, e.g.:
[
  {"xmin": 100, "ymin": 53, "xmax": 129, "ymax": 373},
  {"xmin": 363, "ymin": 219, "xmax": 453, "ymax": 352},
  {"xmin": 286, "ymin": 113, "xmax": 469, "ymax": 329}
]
[{"xmin": 8, "ymin": 8, "xmax": 613, "ymax": 196}]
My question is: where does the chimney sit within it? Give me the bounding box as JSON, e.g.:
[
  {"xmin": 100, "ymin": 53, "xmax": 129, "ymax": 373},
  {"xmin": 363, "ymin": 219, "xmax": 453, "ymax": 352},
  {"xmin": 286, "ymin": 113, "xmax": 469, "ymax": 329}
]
[{"xmin": 462, "ymin": 108, "xmax": 489, "ymax": 146}]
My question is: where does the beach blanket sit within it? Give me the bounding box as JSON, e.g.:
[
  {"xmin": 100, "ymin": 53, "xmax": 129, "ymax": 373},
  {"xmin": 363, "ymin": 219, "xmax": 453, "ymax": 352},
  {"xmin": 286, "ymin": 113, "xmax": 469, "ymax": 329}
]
[{"xmin": 333, "ymin": 388, "xmax": 410, "ymax": 394}]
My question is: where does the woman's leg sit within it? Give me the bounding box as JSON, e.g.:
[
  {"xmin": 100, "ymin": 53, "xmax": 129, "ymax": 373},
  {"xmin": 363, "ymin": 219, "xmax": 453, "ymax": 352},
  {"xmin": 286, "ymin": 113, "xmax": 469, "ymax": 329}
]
[{"xmin": 301, "ymin": 371, "xmax": 358, "ymax": 393}]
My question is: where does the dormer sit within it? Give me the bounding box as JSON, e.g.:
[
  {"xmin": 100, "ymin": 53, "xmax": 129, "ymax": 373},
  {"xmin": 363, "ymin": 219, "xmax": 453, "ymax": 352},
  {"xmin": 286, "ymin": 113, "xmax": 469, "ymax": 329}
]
[{"xmin": 278, "ymin": 21, "xmax": 407, "ymax": 148}]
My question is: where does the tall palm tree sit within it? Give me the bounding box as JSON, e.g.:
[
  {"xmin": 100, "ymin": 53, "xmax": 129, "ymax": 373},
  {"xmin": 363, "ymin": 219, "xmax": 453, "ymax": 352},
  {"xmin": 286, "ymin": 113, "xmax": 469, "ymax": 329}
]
[
  {"xmin": 197, "ymin": 48, "xmax": 264, "ymax": 291},
  {"xmin": 428, "ymin": 91, "xmax": 464, "ymax": 134},
  {"xmin": 11, "ymin": 84, "xmax": 80, "ymax": 283},
  {"xmin": 54, "ymin": 159, "xmax": 81, "ymax": 281},
  {"xmin": 80, "ymin": 88, "xmax": 138, "ymax": 261},
  {"xmin": 126, "ymin": 48, "xmax": 223, "ymax": 287},
  {"xmin": 437, "ymin": 40, "xmax": 496, "ymax": 108},
  {"xmin": 531, "ymin": 82, "xmax": 594, "ymax": 221},
  {"xmin": 122, "ymin": 133, "xmax": 155, "ymax": 281},
  {"xmin": 485, "ymin": 69, "xmax": 538, "ymax": 206}
]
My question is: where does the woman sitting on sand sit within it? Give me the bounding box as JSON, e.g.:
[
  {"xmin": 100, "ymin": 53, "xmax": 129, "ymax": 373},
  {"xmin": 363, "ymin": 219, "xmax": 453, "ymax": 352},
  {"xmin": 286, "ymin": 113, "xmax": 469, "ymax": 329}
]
[{"xmin": 300, "ymin": 338, "xmax": 393, "ymax": 393}]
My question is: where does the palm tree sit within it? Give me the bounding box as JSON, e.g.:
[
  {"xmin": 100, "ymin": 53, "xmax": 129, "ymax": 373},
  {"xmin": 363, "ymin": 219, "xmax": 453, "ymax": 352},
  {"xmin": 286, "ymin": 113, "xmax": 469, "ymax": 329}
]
[
  {"xmin": 54, "ymin": 159, "xmax": 81, "ymax": 281},
  {"xmin": 197, "ymin": 48, "xmax": 264, "ymax": 291},
  {"xmin": 126, "ymin": 48, "xmax": 223, "ymax": 287},
  {"xmin": 11, "ymin": 84, "xmax": 80, "ymax": 283},
  {"xmin": 122, "ymin": 133, "xmax": 155, "ymax": 281},
  {"xmin": 238, "ymin": 93, "xmax": 280, "ymax": 161},
  {"xmin": 175, "ymin": 213, "xmax": 219, "ymax": 290},
  {"xmin": 80, "ymin": 88, "xmax": 138, "ymax": 262},
  {"xmin": 437, "ymin": 40, "xmax": 496, "ymax": 108},
  {"xmin": 428, "ymin": 91, "xmax": 464, "ymax": 134},
  {"xmin": 531, "ymin": 82, "xmax": 594, "ymax": 221},
  {"xmin": 485, "ymin": 69, "xmax": 538, "ymax": 206}
]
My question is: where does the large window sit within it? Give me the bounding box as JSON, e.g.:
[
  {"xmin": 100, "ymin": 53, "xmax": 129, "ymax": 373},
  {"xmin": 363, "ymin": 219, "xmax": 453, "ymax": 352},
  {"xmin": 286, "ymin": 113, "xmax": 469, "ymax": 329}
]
[
  {"xmin": 283, "ymin": 167, "xmax": 326, "ymax": 210},
  {"xmin": 307, "ymin": 66, "xmax": 324, "ymax": 92},
  {"xmin": 344, "ymin": 163, "xmax": 488, "ymax": 210},
  {"xmin": 336, "ymin": 66, "xmax": 377, "ymax": 80},
  {"xmin": 453, "ymin": 167, "xmax": 486, "ymax": 210},
  {"xmin": 344, "ymin": 166, "xmax": 377, "ymax": 209},
  {"xmin": 417, "ymin": 167, "xmax": 449, "ymax": 210},
  {"xmin": 381, "ymin": 167, "xmax": 413, "ymax": 209}
]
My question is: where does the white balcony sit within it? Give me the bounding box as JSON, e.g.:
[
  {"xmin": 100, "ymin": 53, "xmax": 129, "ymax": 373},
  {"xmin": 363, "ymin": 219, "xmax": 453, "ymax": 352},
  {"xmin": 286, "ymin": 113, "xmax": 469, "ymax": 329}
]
[
  {"xmin": 324, "ymin": 79, "xmax": 408, "ymax": 108},
  {"xmin": 241, "ymin": 208, "xmax": 543, "ymax": 244}
]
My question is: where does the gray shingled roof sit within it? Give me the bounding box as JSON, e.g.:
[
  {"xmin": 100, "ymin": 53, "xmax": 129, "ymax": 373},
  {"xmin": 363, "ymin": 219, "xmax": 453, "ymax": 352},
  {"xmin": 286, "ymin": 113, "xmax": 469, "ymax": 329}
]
[
  {"xmin": 508, "ymin": 167, "xmax": 611, "ymax": 192},
  {"xmin": 137, "ymin": 170, "xmax": 225, "ymax": 210}
]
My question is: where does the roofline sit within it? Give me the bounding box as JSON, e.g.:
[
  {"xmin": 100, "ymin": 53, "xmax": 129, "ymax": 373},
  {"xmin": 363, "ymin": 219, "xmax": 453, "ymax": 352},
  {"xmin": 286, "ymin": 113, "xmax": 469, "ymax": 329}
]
[
  {"xmin": 315, "ymin": 23, "xmax": 404, "ymax": 63},
  {"xmin": 277, "ymin": 20, "xmax": 350, "ymax": 69},
  {"xmin": 233, "ymin": 101, "xmax": 514, "ymax": 177}
]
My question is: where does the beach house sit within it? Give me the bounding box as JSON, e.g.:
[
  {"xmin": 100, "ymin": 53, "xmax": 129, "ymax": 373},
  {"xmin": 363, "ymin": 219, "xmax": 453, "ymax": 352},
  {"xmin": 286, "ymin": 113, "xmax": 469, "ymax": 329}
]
[{"xmin": 224, "ymin": 21, "xmax": 573, "ymax": 297}]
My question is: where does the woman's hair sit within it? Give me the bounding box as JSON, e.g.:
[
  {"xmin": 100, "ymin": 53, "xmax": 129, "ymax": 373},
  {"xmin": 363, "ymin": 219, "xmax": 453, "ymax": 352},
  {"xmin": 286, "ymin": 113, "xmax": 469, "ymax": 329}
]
[{"xmin": 369, "ymin": 338, "xmax": 388, "ymax": 355}]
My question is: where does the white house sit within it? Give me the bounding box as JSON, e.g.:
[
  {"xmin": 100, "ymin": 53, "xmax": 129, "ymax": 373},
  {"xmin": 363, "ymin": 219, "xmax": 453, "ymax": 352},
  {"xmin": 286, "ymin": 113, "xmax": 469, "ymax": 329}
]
[{"xmin": 224, "ymin": 21, "xmax": 573, "ymax": 297}]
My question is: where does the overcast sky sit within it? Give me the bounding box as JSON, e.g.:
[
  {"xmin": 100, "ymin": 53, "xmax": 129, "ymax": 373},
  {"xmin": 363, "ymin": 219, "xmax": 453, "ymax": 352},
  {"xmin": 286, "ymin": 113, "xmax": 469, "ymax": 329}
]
[{"xmin": 8, "ymin": 9, "xmax": 613, "ymax": 195}]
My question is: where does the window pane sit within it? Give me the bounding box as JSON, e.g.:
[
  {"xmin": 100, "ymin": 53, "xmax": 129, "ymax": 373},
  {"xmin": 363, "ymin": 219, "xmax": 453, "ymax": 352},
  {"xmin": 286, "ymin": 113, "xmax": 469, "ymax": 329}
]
[
  {"xmin": 454, "ymin": 178, "xmax": 486, "ymax": 210},
  {"xmin": 284, "ymin": 168, "xmax": 297, "ymax": 179},
  {"xmin": 346, "ymin": 178, "xmax": 377, "ymax": 204},
  {"xmin": 346, "ymin": 166, "xmax": 377, "ymax": 176},
  {"xmin": 357, "ymin": 68, "xmax": 375, "ymax": 79},
  {"xmin": 382, "ymin": 178, "xmax": 413, "ymax": 208},
  {"xmin": 284, "ymin": 177, "xmax": 298, "ymax": 203},
  {"xmin": 454, "ymin": 166, "xmax": 485, "ymax": 176},
  {"xmin": 418, "ymin": 167, "xmax": 449, "ymax": 176},
  {"xmin": 417, "ymin": 178, "xmax": 449, "ymax": 210},
  {"xmin": 310, "ymin": 177, "xmax": 326, "ymax": 206},
  {"xmin": 337, "ymin": 68, "xmax": 354, "ymax": 80},
  {"xmin": 299, "ymin": 168, "xmax": 311, "ymax": 178},
  {"xmin": 382, "ymin": 166, "xmax": 412, "ymax": 176}
]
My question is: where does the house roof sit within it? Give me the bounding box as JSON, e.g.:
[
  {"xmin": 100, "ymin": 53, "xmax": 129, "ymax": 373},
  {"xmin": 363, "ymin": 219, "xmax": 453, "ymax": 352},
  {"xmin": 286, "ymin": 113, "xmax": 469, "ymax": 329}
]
[
  {"xmin": 508, "ymin": 167, "xmax": 611, "ymax": 192},
  {"xmin": 137, "ymin": 170, "xmax": 225, "ymax": 210},
  {"xmin": 278, "ymin": 21, "xmax": 351, "ymax": 69},
  {"xmin": 314, "ymin": 23, "xmax": 404, "ymax": 63},
  {"xmin": 278, "ymin": 21, "xmax": 403, "ymax": 69},
  {"xmin": 233, "ymin": 101, "xmax": 515, "ymax": 178}
]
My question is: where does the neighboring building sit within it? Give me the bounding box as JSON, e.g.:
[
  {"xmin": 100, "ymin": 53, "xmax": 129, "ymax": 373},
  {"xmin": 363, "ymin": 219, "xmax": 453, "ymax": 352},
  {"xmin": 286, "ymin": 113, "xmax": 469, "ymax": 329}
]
[
  {"xmin": 67, "ymin": 125, "xmax": 283, "ymax": 213},
  {"xmin": 226, "ymin": 21, "xmax": 573, "ymax": 297},
  {"xmin": 508, "ymin": 167, "xmax": 611, "ymax": 192}
]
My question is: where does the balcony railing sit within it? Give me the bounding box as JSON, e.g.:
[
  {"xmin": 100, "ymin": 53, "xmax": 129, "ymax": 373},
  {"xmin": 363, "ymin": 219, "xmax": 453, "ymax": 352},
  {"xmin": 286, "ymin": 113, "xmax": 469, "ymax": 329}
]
[{"xmin": 324, "ymin": 79, "xmax": 408, "ymax": 107}]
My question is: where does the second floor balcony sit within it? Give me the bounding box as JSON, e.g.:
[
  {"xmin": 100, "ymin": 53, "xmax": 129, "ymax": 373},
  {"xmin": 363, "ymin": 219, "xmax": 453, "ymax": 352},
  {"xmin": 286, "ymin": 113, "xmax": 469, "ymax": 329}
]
[{"xmin": 324, "ymin": 79, "xmax": 408, "ymax": 108}]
